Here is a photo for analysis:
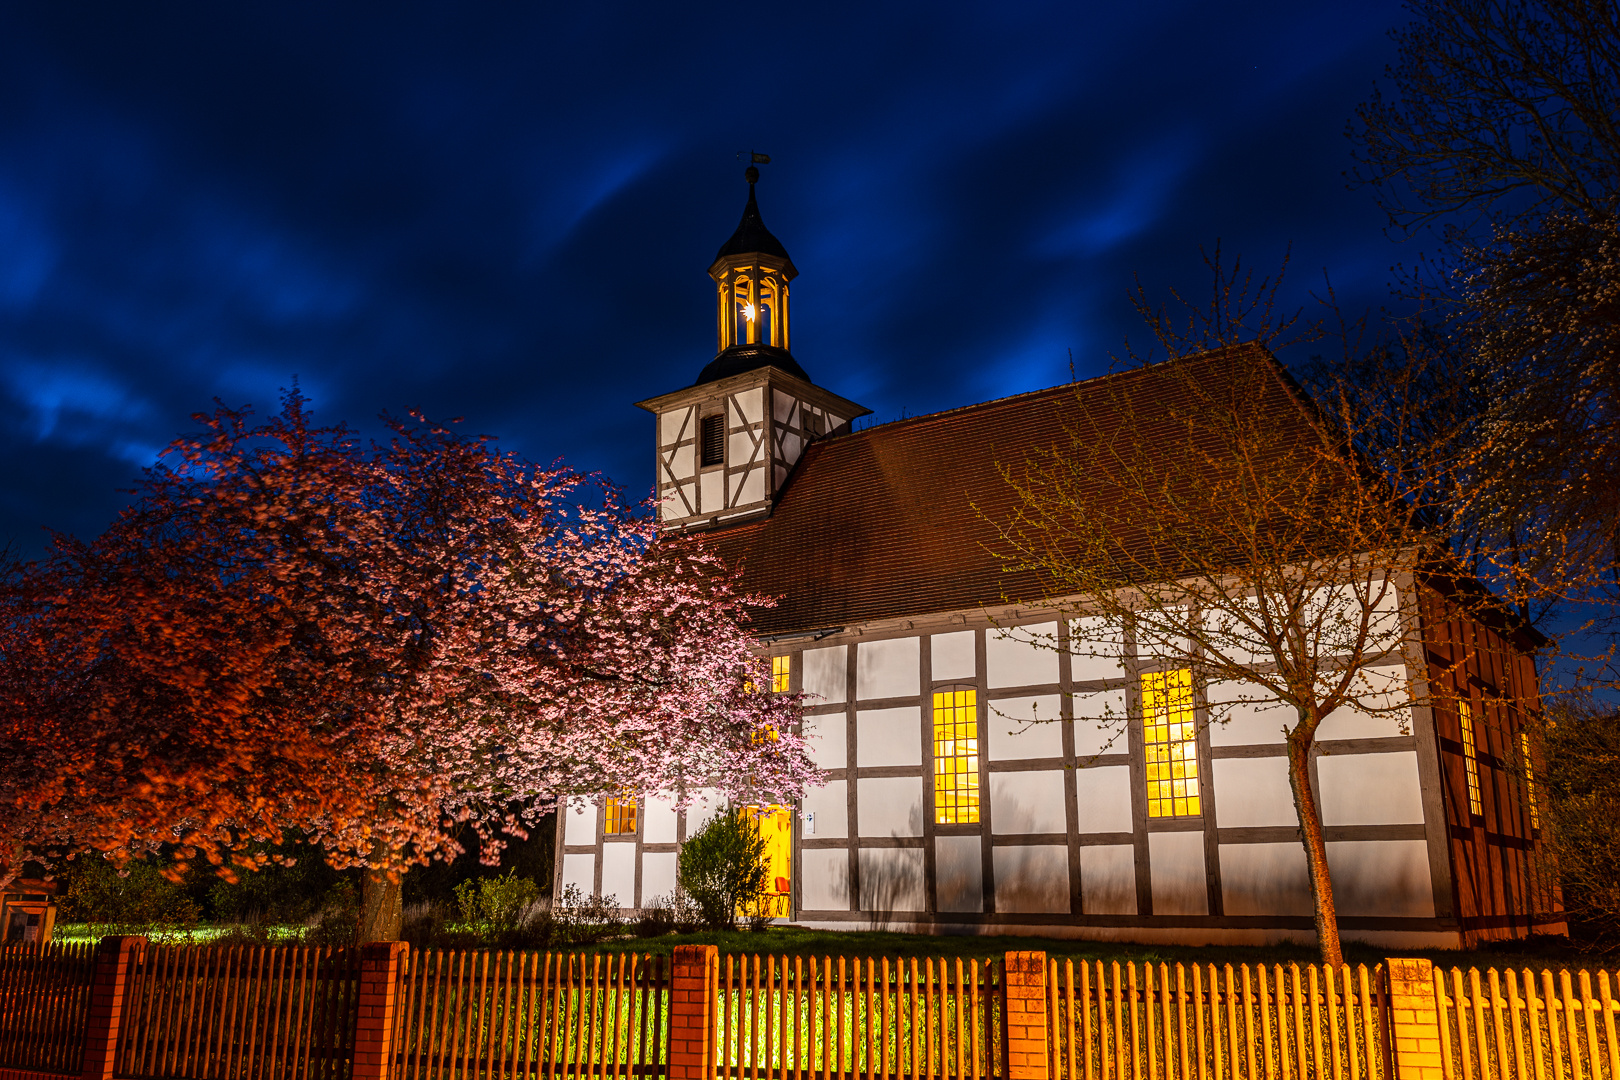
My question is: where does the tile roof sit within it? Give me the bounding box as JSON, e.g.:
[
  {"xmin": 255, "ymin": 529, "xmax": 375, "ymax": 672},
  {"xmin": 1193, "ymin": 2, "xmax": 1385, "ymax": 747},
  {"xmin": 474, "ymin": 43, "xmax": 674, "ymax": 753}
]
[{"xmin": 691, "ymin": 343, "xmax": 1306, "ymax": 636}]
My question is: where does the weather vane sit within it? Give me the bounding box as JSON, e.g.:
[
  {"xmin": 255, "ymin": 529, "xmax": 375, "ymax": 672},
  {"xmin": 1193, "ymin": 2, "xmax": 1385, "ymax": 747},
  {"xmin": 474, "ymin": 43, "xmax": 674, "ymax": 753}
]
[{"xmin": 737, "ymin": 150, "xmax": 771, "ymax": 183}]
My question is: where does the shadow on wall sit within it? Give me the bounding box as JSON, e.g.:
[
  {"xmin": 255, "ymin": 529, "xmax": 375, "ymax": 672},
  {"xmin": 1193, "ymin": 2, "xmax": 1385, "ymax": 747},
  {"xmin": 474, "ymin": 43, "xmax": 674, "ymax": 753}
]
[{"xmin": 831, "ymin": 803, "xmax": 928, "ymax": 932}]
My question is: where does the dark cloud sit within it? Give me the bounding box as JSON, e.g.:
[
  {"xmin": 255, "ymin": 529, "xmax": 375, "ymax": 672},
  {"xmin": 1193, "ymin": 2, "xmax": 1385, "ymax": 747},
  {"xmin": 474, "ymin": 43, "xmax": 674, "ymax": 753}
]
[{"xmin": 0, "ymin": 1, "xmax": 1412, "ymax": 554}]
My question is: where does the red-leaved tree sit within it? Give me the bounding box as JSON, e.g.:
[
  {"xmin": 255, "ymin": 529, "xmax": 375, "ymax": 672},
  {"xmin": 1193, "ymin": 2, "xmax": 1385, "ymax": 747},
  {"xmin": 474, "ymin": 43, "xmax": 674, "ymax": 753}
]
[{"xmin": 0, "ymin": 391, "xmax": 815, "ymax": 940}]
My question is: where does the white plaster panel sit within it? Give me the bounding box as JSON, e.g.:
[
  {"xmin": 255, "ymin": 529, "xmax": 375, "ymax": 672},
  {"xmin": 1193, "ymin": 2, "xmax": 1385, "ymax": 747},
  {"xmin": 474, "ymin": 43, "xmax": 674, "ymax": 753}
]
[
  {"xmin": 857, "ymin": 777, "xmax": 924, "ymax": 837},
  {"xmin": 1149, "ymin": 831, "xmax": 1209, "ymax": 916},
  {"xmin": 560, "ymin": 853, "xmax": 595, "ymax": 895},
  {"xmin": 858, "ymin": 848, "xmax": 926, "ymax": 913},
  {"xmin": 699, "ymin": 470, "xmax": 722, "ymax": 515},
  {"xmin": 640, "ymin": 852, "xmax": 676, "ymax": 905},
  {"xmin": 669, "ymin": 444, "xmax": 694, "ymax": 481},
  {"xmin": 779, "ymin": 432, "xmax": 802, "ymax": 466},
  {"xmin": 600, "ymin": 842, "xmax": 636, "ymax": 907},
  {"xmin": 1074, "ymin": 765, "xmax": 1133, "ymax": 834},
  {"xmin": 1318, "ymin": 752, "xmax": 1425, "ymax": 826},
  {"xmin": 642, "ymin": 794, "xmax": 678, "ymax": 845},
  {"xmin": 736, "ymin": 466, "xmax": 764, "ymax": 506},
  {"xmin": 993, "ymin": 846, "xmax": 1070, "ymax": 913},
  {"xmin": 803, "ymin": 712, "xmax": 846, "ymax": 770},
  {"xmin": 564, "ymin": 798, "xmax": 597, "ymax": 845},
  {"xmin": 1201, "ymin": 600, "xmax": 1270, "ymax": 667},
  {"xmin": 987, "ymin": 623, "xmax": 1060, "ymax": 688},
  {"xmin": 728, "ymin": 431, "xmax": 756, "ymax": 466},
  {"xmin": 660, "ymin": 493, "xmax": 679, "ymax": 522},
  {"xmin": 683, "ymin": 789, "xmax": 725, "ymax": 836},
  {"xmin": 1073, "ymin": 689, "xmax": 1129, "ymax": 758},
  {"xmin": 1317, "ymin": 663, "xmax": 1413, "ymax": 740},
  {"xmin": 828, "ymin": 413, "xmax": 845, "ymax": 431},
  {"xmin": 1069, "ymin": 616, "xmax": 1127, "ymax": 683},
  {"xmin": 733, "ymin": 387, "xmax": 764, "ymax": 425},
  {"xmin": 1304, "ymin": 581, "xmax": 1403, "ymax": 657},
  {"xmin": 930, "ymin": 631, "xmax": 976, "ymax": 682},
  {"xmin": 987, "ymin": 695, "xmax": 1064, "ymax": 760},
  {"xmin": 1206, "ymin": 681, "xmax": 1291, "ymax": 746},
  {"xmin": 1326, "ymin": 840, "xmax": 1435, "ymax": 918},
  {"xmin": 989, "ymin": 770, "xmax": 1067, "ymax": 834},
  {"xmin": 660, "ymin": 407, "xmax": 692, "ymax": 446},
  {"xmin": 857, "ymin": 707, "xmax": 922, "ymax": 767},
  {"xmin": 1136, "ymin": 611, "xmax": 1192, "ymax": 669},
  {"xmin": 1212, "ymin": 757, "xmax": 1298, "ymax": 828},
  {"xmin": 801, "ymin": 781, "xmax": 848, "ymax": 839},
  {"xmin": 1080, "ymin": 846, "xmax": 1137, "ymax": 915},
  {"xmin": 1219, "ymin": 843, "xmax": 1313, "ymax": 917},
  {"xmin": 678, "ymin": 482, "xmax": 695, "ymax": 515},
  {"xmin": 801, "ymin": 849, "xmax": 849, "ymax": 911},
  {"xmin": 857, "ymin": 637, "xmax": 920, "ymax": 700},
  {"xmin": 772, "ymin": 389, "xmax": 796, "ymax": 423},
  {"xmin": 935, "ymin": 836, "xmax": 984, "ymax": 913},
  {"xmin": 803, "ymin": 646, "xmax": 847, "ymax": 705}
]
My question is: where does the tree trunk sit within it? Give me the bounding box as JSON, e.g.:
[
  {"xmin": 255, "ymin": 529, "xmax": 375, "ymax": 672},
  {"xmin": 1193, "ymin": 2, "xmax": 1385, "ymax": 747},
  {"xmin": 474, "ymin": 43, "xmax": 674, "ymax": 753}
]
[
  {"xmin": 358, "ymin": 866, "xmax": 403, "ymax": 943},
  {"xmin": 1287, "ymin": 729, "xmax": 1344, "ymax": 967}
]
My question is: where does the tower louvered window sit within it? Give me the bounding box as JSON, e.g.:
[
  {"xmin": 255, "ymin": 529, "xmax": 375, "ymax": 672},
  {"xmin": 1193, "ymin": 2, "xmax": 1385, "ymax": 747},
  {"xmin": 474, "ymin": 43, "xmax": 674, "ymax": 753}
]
[{"xmin": 700, "ymin": 415, "xmax": 725, "ymax": 467}]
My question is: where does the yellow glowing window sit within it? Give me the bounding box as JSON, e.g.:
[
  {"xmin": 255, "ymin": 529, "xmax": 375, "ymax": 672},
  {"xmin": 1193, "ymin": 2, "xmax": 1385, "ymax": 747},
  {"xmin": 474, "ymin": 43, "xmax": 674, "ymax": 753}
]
[
  {"xmin": 771, "ymin": 655, "xmax": 791, "ymax": 693},
  {"xmin": 1143, "ymin": 669, "xmax": 1200, "ymax": 818},
  {"xmin": 1459, "ymin": 699, "xmax": 1483, "ymax": 817},
  {"xmin": 933, "ymin": 688, "xmax": 979, "ymax": 824},
  {"xmin": 1520, "ymin": 731, "xmax": 1539, "ymax": 830},
  {"xmin": 604, "ymin": 797, "xmax": 638, "ymax": 836}
]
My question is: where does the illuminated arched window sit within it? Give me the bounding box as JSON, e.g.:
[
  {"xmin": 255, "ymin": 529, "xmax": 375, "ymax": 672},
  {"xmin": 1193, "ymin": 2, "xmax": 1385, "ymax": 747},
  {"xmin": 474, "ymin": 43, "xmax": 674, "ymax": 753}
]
[
  {"xmin": 1142, "ymin": 669, "xmax": 1200, "ymax": 818},
  {"xmin": 933, "ymin": 686, "xmax": 980, "ymax": 824}
]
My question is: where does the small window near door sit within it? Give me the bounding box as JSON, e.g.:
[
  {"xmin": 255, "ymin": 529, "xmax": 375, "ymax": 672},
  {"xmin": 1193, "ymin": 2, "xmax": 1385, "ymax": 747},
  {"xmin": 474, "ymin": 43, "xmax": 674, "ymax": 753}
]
[
  {"xmin": 700, "ymin": 415, "xmax": 725, "ymax": 467},
  {"xmin": 604, "ymin": 797, "xmax": 638, "ymax": 836}
]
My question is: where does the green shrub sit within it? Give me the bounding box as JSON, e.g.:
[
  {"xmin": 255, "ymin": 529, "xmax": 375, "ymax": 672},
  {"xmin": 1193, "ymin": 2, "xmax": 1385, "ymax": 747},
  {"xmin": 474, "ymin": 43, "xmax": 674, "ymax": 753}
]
[
  {"xmin": 677, "ymin": 809, "xmax": 769, "ymax": 930},
  {"xmin": 60, "ymin": 858, "xmax": 201, "ymax": 937},
  {"xmin": 453, "ymin": 870, "xmax": 540, "ymax": 931}
]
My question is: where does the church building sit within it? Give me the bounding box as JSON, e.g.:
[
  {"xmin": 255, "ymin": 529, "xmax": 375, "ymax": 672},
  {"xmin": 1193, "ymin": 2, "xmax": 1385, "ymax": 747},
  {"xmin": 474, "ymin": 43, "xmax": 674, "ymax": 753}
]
[{"xmin": 555, "ymin": 167, "xmax": 1561, "ymax": 949}]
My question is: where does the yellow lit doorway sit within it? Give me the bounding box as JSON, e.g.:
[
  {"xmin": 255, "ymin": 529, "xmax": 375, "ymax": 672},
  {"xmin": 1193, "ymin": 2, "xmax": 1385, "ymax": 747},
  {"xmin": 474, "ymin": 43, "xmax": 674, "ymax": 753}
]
[{"xmin": 744, "ymin": 804, "xmax": 793, "ymax": 919}]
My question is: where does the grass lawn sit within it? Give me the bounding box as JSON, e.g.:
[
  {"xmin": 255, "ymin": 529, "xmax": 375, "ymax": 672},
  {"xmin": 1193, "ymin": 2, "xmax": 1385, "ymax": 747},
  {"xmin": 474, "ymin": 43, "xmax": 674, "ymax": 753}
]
[{"xmin": 53, "ymin": 922, "xmax": 1606, "ymax": 975}]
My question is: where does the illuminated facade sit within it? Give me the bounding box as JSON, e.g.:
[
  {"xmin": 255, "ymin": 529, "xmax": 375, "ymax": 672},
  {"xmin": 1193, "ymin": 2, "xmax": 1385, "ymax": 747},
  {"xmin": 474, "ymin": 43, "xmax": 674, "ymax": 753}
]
[{"xmin": 555, "ymin": 169, "xmax": 1559, "ymax": 948}]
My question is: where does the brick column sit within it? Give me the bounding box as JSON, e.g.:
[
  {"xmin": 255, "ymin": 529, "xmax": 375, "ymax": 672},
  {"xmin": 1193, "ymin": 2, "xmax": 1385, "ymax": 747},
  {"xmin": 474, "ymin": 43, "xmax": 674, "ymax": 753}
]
[
  {"xmin": 1385, "ymin": 958, "xmax": 1443, "ymax": 1080},
  {"xmin": 352, "ymin": 940, "xmax": 408, "ymax": 1080},
  {"xmin": 81, "ymin": 934, "xmax": 145, "ymax": 1080},
  {"xmin": 668, "ymin": 945, "xmax": 719, "ymax": 1080},
  {"xmin": 1003, "ymin": 951, "xmax": 1050, "ymax": 1080}
]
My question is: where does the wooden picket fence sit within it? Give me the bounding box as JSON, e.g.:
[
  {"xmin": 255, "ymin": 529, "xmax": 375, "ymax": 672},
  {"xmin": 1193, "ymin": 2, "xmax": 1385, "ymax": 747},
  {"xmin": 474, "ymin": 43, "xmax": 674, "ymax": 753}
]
[
  {"xmin": 111, "ymin": 943, "xmax": 361, "ymax": 1080},
  {"xmin": 11, "ymin": 940, "xmax": 1620, "ymax": 1079},
  {"xmin": 0, "ymin": 940, "xmax": 96, "ymax": 1075}
]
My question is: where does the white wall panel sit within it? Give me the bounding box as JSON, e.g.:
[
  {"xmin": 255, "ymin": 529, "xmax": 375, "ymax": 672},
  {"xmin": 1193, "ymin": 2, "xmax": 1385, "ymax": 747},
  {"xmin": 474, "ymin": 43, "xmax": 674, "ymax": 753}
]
[
  {"xmin": 931, "ymin": 631, "xmax": 976, "ymax": 682},
  {"xmin": 670, "ymin": 445, "xmax": 694, "ymax": 480},
  {"xmin": 1070, "ymin": 616, "xmax": 1127, "ymax": 683},
  {"xmin": 683, "ymin": 790, "xmax": 725, "ymax": 836},
  {"xmin": 1326, "ymin": 840, "xmax": 1435, "ymax": 918},
  {"xmin": 801, "ymin": 849, "xmax": 849, "ymax": 910},
  {"xmin": 803, "ymin": 712, "xmax": 846, "ymax": 769},
  {"xmin": 601, "ymin": 843, "xmax": 636, "ymax": 907},
  {"xmin": 1073, "ymin": 690, "xmax": 1129, "ymax": 758},
  {"xmin": 1318, "ymin": 752, "xmax": 1424, "ymax": 826},
  {"xmin": 1212, "ymin": 758, "xmax": 1298, "ymax": 828},
  {"xmin": 935, "ymin": 836, "xmax": 983, "ymax": 913},
  {"xmin": 1201, "ymin": 600, "xmax": 1270, "ymax": 666},
  {"xmin": 1317, "ymin": 663, "xmax": 1412, "ymax": 740},
  {"xmin": 858, "ymin": 849, "xmax": 926, "ymax": 913},
  {"xmin": 640, "ymin": 852, "xmax": 676, "ymax": 905},
  {"xmin": 857, "ymin": 707, "xmax": 921, "ymax": 767},
  {"xmin": 1080, "ymin": 846, "xmax": 1137, "ymax": 914},
  {"xmin": 1220, "ymin": 843, "xmax": 1313, "ymax": 916},
  {"xmin": 993, "ymin": 846, "xmax": 1069, "ymax": 913},
  {"xmin": 857, "ymin": 778, "xmax": 924, "ymax": 837},
  {"xmin": 643, "ymin": 795, "xmax": 678, "ymax": 845},
  {"xmin": 989, "ymin": 770, "xmax": 1066, "ymax": 834},
  {"xmin": 737, "ymin": 466, "xmax": 764, "ymax": 506},
  {"xmin": 801, "ymin": 781, "xmax": 847, "ymax": 839},
  {"xmin": 772, "ymin": 389, "xmax": 796, "ymax": 423},
  {"xmin": 699, "ymin": 471, "xmax": 722, "ymax": 515},
  {"xmin": 1149, "ymin": 832, "xmax": 1208, "ymax": 916},
  {"xmin": 987, "ymin": 623, "xmax": 1059, "ymax": 688},
  {"xmin": 857, "ymin": 637, "xmax": 920, "ymax": 700},
  {"xmin": 728, "ymin": 431, "xmax": 756, "ymax": 465},
  {"xmin": 803, "ymin": 646, "xmax": 847, "ymax": 705},
  {"xmin": 660, "ymin": 407, "xmax": 692, "ymax": 445},
  {"xmin": 733, "ymin": 387, "xmax": 764, "ymax": 425},
  {"xmin": 1206, "ymin": 681, "xmax": 1291, "ymax": 745},
  {"xmin": 560, "ymin": 854, "xmax": 595, "ymax": 896},
  {"xmin": 564, "ymin": 799, "xmax": 597, "ymax": 845},
  {"xmin": 987, "ymin": 695, "xmax": 1064, "ymax": 760},
  {"xmin": 1074, "ymin": 766, "xmax": 1133, "ymax": 833}
]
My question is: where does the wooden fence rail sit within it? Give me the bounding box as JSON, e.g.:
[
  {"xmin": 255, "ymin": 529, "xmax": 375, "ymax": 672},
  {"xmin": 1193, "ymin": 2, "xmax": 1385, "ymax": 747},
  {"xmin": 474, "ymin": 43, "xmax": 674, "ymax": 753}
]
[
  {"xmin": 7, "ymin": 941, "xmax": 1620, "ymax": 1080},
  {"xmin": 0, "ymin": 941, "xmax": 96, "ymax": 1075}
]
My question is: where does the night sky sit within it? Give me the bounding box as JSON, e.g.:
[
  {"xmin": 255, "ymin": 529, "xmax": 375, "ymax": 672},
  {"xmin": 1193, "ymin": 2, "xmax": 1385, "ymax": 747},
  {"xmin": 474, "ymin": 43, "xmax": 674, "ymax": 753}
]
[{"xmin": 0, "ymin": 2, "xmax": 1416, "ymax": 555}]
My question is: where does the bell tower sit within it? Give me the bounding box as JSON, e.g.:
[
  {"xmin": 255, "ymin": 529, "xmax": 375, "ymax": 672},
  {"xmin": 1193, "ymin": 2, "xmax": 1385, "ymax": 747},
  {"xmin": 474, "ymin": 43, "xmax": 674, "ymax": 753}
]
[{"xmin": 636, "ymin": 165, "xmax": 870, "ymax": 530}]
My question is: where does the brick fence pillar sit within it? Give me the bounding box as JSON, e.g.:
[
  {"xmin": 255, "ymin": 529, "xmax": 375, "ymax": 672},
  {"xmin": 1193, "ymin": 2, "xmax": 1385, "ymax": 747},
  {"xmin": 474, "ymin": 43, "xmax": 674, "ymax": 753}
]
[
  {"xmin": 1003, "ymin": 951, "xmax": 1050, "ymax": 1080},
  {"xmin": 352, "ymin": 940, "xmax": 408, "ymax": 1080},
  {"xmin": 80, "ymin": 934, "xmax": 144, "ymax": 1080},
  {"xmin": 1385, "ymin": 958, "xmax": 1443, "ymax": 1080},
  {"xmin": 668, "ymin": 945, "xmax": 718, "ymax": 1080}
]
